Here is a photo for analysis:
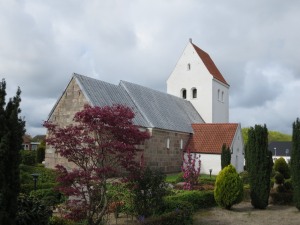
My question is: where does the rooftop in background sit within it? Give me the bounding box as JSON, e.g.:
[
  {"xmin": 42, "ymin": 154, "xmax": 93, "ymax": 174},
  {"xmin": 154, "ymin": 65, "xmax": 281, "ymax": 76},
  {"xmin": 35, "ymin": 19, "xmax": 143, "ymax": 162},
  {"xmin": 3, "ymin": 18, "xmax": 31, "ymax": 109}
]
[{"xmin": 268, "ymin": 141, "xmax": 292, "ymax": 157}]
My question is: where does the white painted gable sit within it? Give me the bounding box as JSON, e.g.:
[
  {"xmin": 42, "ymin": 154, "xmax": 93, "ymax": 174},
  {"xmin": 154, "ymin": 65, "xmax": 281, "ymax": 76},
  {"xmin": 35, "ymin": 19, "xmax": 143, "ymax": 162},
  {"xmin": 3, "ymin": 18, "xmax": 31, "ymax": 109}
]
[{"xmin": 167, "ymin": 40, "xmax": 229, "ymax": 123}]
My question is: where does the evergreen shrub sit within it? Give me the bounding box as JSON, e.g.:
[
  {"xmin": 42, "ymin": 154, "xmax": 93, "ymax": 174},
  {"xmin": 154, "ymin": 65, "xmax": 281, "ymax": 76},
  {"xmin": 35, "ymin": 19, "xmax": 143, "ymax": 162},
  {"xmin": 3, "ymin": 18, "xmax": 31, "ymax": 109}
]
[
  {"xmin": 291, "ymin": 118, "xmax": 300, "ymax": 210},
  {"xmin": 36, "ymin": 146, "xmax": 45, "ymax": 163},
  {"xmin": 274, "ymin": 157, "xmax": 290, "ymax": 179},
  {"xmin": 20, "ymin": 150, "xmax": 36, "ymax": 166},
  {"xmin": 214, "ymin": 165, "xmax": 244, "ymax": 209},
  {"xmin": 274, "ymin": 172, "xmax": 284, "ymax": 185},
  {"xmin": 141, "ymin": 210, "xmax": 193, "ymax": 225},
  {"xmin": 165, "ymin": 190, "xmax": 216, "ymax": 210},
  {"xmin": 16, "ymin": 194, "xmax": 52, "ymax": 225},
  {"xmin": 30, "ymin": 188, "xmax": 65, "ymax": 207}
]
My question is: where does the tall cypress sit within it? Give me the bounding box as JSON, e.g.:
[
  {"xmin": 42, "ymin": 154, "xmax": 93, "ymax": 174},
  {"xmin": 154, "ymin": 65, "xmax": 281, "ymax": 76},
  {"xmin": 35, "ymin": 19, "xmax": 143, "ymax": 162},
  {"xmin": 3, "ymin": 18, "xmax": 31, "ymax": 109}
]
[
  {"xmin": 291, "ymin": 118, "xmax": 300, "ymax": 210},
  {"xmin": 0, "ymin": 79, "xmax": 26, "ymax": 225},
  {"xmin": 221, "ymin": 143, "xmax": 231, "ymax": 169},
  {"xmin": 247, "ymin": 124, "xmax": 272, "ymax": 209}
]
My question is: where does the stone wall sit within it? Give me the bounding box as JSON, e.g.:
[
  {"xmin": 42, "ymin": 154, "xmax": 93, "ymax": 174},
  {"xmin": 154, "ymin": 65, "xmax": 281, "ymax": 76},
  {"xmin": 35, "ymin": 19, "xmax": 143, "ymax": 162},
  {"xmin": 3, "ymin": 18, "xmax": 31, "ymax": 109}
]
[
  {"xmin": 45, "ymin": 77, "xmax": 88, "ymax": 169},
  {"xmin": 143, "ymin": 129, "xmax": 190, "ymax": 173}
]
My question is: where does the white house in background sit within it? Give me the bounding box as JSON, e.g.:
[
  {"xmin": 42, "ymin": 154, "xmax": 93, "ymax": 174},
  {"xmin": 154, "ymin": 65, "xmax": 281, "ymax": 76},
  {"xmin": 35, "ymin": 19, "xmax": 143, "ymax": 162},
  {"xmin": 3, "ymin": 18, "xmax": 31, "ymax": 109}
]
[
  {"xmin": 167, "ymin": 38, "xmax": 229, "ymax": 123},
  {"xmin": 185, "ymin": 123, "xmax": 244, "ymax": 175},
  {"xmin": 45, "ymin": 39, "xmax": 244, "ymax": 175}
]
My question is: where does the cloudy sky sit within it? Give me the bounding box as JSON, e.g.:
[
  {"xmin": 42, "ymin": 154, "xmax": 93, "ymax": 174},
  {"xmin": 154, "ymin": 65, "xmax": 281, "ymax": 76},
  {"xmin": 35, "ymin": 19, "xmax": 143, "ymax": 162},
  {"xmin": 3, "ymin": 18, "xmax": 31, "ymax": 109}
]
[{"xmin": 1, "ymin": 0, "xmax": 299, "ymax": 136}]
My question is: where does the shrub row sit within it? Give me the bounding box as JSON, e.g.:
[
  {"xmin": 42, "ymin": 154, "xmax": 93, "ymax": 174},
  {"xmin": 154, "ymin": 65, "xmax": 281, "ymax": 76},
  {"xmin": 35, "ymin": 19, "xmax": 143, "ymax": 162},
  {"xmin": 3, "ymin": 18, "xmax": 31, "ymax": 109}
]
[
  {"xmin": 140, "ymin": 209, "xmax": 192, "ymax": 225},
  {"xmin": 20, "ymin": 183, "xmax": 57, "ymax": 195},
  {"xmin": 164, "ymin": 190, "xmax": 216, "ymax": 210},
  {"xmin": 269, "ymin": 192, "xmax": 293, "ymax": 205}
]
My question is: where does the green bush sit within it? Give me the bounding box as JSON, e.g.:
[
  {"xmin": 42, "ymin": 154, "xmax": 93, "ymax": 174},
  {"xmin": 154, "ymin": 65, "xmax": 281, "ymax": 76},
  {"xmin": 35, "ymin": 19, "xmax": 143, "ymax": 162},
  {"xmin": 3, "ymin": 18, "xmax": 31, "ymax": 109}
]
[
  {"xmin": 130, "ymin": 167, "xmax": 167, "ymax": 217},
  {"xmin": 284, "ymin": 179, "xmax": 293, "ymax": 191},
  {"xmin": 16, "ymin": 194, "xmax": 52, "ymax": 225},
  {"xmin": 20, "ymin": 150, "xmax": 36, "ymax": 166},
  {"xmin": 175, "ymin": 172, "xmax": 184, "ymax": 183},
  {"xmin": 274, "ymin": 157, "xmax": 290, "ymax": 179},
  {"xmin": 163, "ymin": 198, "xmax": 194, "ymax": 213},
  {"xmin": 274, "ymin": 172, "xmax": 284, "ymax": 185},
  {"xmin": 164, "ymin": 190, "xmax": 216, "ymax": 210},
  {"xmin": 30, "ymin": 188, "xmax": 65, "ymax": 207},
  {"xmin": 276, "ymin": 185, "xmax": 286, "ymax": 193},
  {"xmin": 214, "ymin": 165, "xmax": 244, "ymax": 209},
  {"xmin": 21, "ymin": 182, "xmax": 57, "ymax": 195},
  {"xmin": 140, "ymin": 210, "xmax": 193, "ymax": 225},
  {"xmin": 36, "ymin": 146, "xmax": 46, "ymax": 163},
  {"xmin": 49, "ymin": 216, "xmax": 77, "ymax": 225},
  {"xmin": 239, "ymin": 171, "xmax": 250, "ymax": 184}
]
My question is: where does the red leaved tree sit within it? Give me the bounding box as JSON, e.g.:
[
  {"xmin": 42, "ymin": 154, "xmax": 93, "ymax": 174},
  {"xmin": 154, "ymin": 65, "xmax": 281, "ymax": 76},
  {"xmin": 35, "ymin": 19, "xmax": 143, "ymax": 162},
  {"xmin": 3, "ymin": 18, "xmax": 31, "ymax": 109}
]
[
  {"xmin": 44, "ymin": 105, "xmax": 149, "ymax": 225},
  {"xmin": 182, "ymin": 149, "xmax": 201, "ymax": 190}
]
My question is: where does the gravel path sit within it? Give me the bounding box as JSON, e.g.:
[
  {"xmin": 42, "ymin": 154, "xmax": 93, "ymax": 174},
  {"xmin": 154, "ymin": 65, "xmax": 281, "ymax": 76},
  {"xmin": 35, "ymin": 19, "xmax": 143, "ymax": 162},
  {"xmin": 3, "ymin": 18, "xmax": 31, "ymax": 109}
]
[{"xmin": 193, "ymin": 202, "xmax": 300, "ymax": 225}]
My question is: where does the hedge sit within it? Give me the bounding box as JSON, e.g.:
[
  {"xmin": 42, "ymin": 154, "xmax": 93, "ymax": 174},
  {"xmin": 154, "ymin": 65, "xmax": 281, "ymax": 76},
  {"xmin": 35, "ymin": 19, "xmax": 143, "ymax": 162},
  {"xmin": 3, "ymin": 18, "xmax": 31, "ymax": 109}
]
[{"xmin": 164, "ymin": 190, "xmax": 216, "ymax": 210}]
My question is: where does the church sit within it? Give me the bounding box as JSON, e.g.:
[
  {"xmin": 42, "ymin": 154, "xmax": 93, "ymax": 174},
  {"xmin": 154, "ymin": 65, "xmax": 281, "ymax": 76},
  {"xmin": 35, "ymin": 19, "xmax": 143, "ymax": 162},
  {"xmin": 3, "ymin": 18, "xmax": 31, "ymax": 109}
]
[{"xmin": 45, "ymin": 39, "xmax": 244, "ymax": 175}]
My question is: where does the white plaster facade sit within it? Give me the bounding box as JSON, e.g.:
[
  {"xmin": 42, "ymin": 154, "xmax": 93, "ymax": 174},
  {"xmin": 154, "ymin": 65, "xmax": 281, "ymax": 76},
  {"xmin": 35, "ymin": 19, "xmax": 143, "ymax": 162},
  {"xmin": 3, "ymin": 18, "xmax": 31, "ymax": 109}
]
[{"xmin": 167, "ymin": 41, "xmax": 229, "ymax": 123}]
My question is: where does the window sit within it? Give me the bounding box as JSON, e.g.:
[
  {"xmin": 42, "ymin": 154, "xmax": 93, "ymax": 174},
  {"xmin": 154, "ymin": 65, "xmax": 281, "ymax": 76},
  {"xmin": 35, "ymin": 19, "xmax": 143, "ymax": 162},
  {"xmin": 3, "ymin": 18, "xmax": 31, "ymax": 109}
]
[
  {"xmin": 187, "ymin": 63, "xmax": 191, "ymax": 70},
  {"xmin": 222, "ymin": 91, "xmax": 224, "ymax": 102},
  {"xmin": 218, "ymin": 89, "xmax": 220, "ymax": 100},
  {"xmin": 166, "ymin": 138, "xmax": 170, "ymax": 149},
  {"xmin": 180, "ymin": 139, "xmax": 183, "ymax": 149},
  {"xmin": 192, "ymin": 88, "xmax": 197, "ymax": 98},
  {"xmin": 181, "ymin": 89, "xmax": 187, "ymax": 99}
]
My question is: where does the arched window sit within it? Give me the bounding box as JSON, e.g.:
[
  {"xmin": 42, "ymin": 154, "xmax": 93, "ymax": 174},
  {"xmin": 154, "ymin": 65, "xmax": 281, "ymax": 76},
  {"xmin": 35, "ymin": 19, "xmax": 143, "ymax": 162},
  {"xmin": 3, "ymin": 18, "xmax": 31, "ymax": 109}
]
[
  {"xmin": 218, "ymin": 89, "xmax": 220, "ymax": 100},
  {"xmin": 187, "ymin": 63, "xmax": 191, "ymax": 70},
  {"xmin": 192, "ymin": 88, "xmax": 197, "ymax": 99},
  {"xmin": 181, "ymin": 89, "xmax": 187, "ymax": 99},
  {"xmin": 166, "ymin": 138, "xmax": 170, "ymax": 149},
  {"xmin": 222, "ymin": 91, "xmax": 224, "ymax": 102}
]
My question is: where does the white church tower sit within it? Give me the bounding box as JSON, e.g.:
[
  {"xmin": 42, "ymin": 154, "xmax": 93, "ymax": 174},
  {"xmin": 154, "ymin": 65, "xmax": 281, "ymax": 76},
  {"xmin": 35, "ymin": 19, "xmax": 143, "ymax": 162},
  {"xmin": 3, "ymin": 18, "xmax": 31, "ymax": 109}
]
[{"xmin": 167, "ymin": 39, "xmax": 229, "ymax": 123}]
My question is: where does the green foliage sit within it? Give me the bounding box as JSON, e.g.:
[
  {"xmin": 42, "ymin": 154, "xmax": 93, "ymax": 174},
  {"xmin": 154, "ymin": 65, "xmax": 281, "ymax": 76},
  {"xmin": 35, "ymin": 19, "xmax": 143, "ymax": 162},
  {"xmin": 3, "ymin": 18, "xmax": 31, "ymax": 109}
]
[
  {"xmin": 164, "ymin": 190, "xmax": 216, "ymax": 210},
  {"xmin": 214, "ymin": 165, "xmax": 243, "ymax": 209},
  {"xmin": 140, "ymin": 209, "xmax": 193, "ymax": 225},
  {"xmin": 0, "ymin": 79, "xmax": 26, "ymax": 225},
  {"xmin": 239, "ymin": 171, "xmax": 250, "ymax": 184},
  {"xmin": 16, "ymin": 194, "xmax": 52, "ymax": 225},
  {"xmin": 49, "ymin": 216, "xmax": 77, "ymax": 225},
  {"xmin": 221, "ymin": 144, "xmax": 231, "ymax": 169},
  {"xmin": 274, "ymin": 157, "xmax": 290, "ymax": 179},
  {"xmin": 291, "ymin": 118, "xmax": 300, "ymax": 210},
  {"xmin": 284, "ymin": 179, "xmax": 293, "ymax": 191},
  {"xmin": 36, "ymin": 146, "xmax": 45, "ymax": 163},
  {"xmin": 20, "ymin": 150, "xmax": 36, "ymax": 166},
  {"xmin": 30, "ymin": 188, "xmax": 65, "ymax": 208},
  {"xmin": 247, "ymin": 124, "xmax": 273, "ymax": 209},
  {"xmin": 268, "ymin": 131, "xmax": 292, "ymax": 143},
  {"xmin": 130, "ymin": 167, "xmax": 167, "ymax": 217},
  {"xmin": 21, "ymin": 183, "xmax": 57, "ymax": 195},
  {"xmin": 242, "ymin": 127, "xmax": 292, "ymax": 145},
  {"xmin": 175, "ymin": 172, "xmax": 184, "ymax": 183},
  {"xmin": 274, "ymin": 172, "xmax": 284, "ymax": 185},
  {"xmin": 163, "ymin": 198, "xmax": 194, "ymax": 214}
]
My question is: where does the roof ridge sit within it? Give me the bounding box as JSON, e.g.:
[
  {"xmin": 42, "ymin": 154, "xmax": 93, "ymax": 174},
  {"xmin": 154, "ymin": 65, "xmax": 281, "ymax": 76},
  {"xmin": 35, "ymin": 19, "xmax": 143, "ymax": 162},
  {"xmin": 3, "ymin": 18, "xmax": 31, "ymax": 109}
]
[{"xmin": 191, "ymin": 43, "xmax": 229, "ymax": 86}]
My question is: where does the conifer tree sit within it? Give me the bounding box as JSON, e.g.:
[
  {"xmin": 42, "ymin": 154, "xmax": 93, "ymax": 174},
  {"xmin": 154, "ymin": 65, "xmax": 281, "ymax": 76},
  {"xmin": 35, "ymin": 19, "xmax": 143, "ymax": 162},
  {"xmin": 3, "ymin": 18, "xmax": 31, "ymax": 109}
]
[
  {"xmin": 0, "ymin": 79, "xmax": 26, "ymax": 225},
  {"xmin": 247, "ymin": 124, "xmax": 272, "ymax": 209},
  {"xmin": 291, "ymin": 118, "xmax": 300, "ymax": 210},
  {"xmin": 221, "ymin": 143, "xmax": 231, "ymax": 169}
]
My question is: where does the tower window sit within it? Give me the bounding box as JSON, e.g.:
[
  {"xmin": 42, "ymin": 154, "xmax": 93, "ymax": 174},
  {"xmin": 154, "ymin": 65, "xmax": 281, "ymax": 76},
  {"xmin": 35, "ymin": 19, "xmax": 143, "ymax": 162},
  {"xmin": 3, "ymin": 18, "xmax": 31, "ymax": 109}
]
[
  {"xmin": 187, "ymin": 63, "xmax": 191, "ymax": 70},
  {"xmin": 222, "ymin": 91, "xmax": 224, "ymax": 102},
  {"xmin": 166, "ymin": 138, "xmax": 170, "ymax": 149},
  {"xmin": 218, "ymin": 89, "xmax": 220, "ymax": 100},
  {"xmin": 192, "ymin": 88, "xmax": 197, "ymax": 99},
  {"xmin": 181, "ymin": 89, "xmax": 187, "ymax": 99}
]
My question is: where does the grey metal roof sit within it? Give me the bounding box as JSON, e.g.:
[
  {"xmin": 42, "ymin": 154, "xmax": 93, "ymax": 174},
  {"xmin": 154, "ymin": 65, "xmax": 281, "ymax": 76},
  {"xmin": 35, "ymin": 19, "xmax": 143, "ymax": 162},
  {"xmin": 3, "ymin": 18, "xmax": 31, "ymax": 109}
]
[
  {"xmin": 120, "ymin": 80, "xmax": 204, "ymax": 133},
  {"xmin": 73, "ymin": 73, "xmax": 204, "ymax": 133}
]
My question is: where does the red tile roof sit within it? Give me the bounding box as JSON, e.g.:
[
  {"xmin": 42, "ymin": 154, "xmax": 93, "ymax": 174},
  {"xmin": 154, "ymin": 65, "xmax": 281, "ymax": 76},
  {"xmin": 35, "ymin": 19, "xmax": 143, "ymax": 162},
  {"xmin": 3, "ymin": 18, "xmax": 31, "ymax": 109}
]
[
  {"xmin": 192, "ymin": 43, "xmax": 229, "ymax": 86},
  {"xmin": 186, "ymin": 123, "xmax": 238, "ymax": 154}
]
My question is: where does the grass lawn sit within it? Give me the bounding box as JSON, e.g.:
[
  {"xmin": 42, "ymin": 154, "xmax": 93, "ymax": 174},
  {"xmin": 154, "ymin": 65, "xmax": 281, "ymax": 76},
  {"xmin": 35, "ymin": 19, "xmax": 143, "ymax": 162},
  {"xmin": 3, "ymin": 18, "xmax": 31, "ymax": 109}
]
[{"xmin": 165, "ymin": 173, "xmax": 217, "ymax": 184}]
